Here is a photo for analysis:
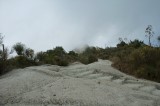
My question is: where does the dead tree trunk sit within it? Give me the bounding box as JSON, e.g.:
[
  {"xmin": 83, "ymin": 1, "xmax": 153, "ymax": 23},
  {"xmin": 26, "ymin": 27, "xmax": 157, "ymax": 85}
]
[{"xmin": 2, "ymin": 44, "xmax": 4, "ymax": 60}]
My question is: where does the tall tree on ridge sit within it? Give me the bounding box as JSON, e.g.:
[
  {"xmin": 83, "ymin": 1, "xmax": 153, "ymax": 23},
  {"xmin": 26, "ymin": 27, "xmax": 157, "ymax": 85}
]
[{"xmin": 145, "ymin": 25, "xmax": 154, "ymax": 46}]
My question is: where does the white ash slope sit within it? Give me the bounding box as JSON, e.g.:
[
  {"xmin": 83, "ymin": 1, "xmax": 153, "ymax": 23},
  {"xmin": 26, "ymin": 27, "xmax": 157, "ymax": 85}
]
[{"xmin": 0, "ymin": 59, "xmax": 160, "ymax": 106}]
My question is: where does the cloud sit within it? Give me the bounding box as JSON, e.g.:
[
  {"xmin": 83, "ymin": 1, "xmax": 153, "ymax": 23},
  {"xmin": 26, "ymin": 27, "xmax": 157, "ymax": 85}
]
[{"xmin": 0, "ymin": 0, "xmax": 160, "ymax": 52}]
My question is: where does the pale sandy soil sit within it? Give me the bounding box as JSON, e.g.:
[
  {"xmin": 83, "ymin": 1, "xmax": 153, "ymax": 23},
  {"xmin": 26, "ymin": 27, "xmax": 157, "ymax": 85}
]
[{"xmin": 0, "ymin": 59, "xmax": 160, "ymax": 106}]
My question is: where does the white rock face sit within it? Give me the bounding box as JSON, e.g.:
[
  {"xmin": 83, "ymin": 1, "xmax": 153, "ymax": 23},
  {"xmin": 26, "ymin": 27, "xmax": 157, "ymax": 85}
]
[{"xmin": 0, "ymin": 59, "xmax": 160, "ymax": 106}]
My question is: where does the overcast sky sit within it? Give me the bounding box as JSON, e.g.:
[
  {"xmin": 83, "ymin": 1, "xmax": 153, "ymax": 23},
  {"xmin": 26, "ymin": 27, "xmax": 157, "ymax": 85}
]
[{"xmin": 0, "ymin": 0, "xmax": 160, "ymax": 52}]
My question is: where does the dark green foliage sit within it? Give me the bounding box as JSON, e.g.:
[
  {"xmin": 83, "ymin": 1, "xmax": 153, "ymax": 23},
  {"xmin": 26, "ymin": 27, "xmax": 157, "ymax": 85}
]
[
  {"xmin": 111, "ymin": 46, "xmax": 160, "ymax": 82},
  {"xmin": 54, "ymin": 56, "xmax": 69, "ymax": 66},
  {"xmin": 78, "ymin": 55, "xmax": 88, "ymax": 64},
  {"xmin": 1, "ymin": 49, "xmax": 37, "ymax": 75},
  {"xmin": 96, "ymin": 38, "xmax": 160, "ymax": 82},
  {"xmin": 52, "ymin": 46, "xmax": 66, "ymax": 56},
  {"xmin": 25, "ymin": 48, "xmax": 34, "ymax": 59},
  {"xmin": 13, "ymin": 42, "xmax": 25, "ymax": 55},
  {"xmin": 78, "ymin": 47, "xmax": 98, "ymax": 64},
  {"xmin": 0, "ymin": 35, "xmax": 8, "ymax": 75},
  {"xmin": 132, "ymin": 47, "xmax": 160, "ymax": 66},
  {"xmin": 36, "ymin": 52, "xmax": 46, "ymax": 62},
  {"xmin": 1, "ymin": 40, "xmax": 37, "ymax": 74},
  {"xmin": 35, "ymin": 46, "xmax": 69, "ymax": 66},
  {"xmin": 0, "ymin": 49, "xmax": 8, "ymax": 74},
  {"xmin": 157, "ymin": 36, "xmax": 160, "ymax": 46},
  {"xmin": 67, "ymin": 51, "xmax": 78, "ymax": 62},
  {"xmin": 88, "ymin": 54, "xmax": 98, "ymax": 63},
  {"xmin": 128, "ymin": 39, "xmax": 145, "ymax": 48},
  {"xmin": 117, "ymin": 41, "xmax": 127, "ymax": 48},
  {"xmin": 132, "ymin": 47, "xmax": 160, "ymax": 81},
  {"xmin": 6, "ymin": 56, "xmax": 37, "ymax": 70},
  {"xmin": 82, "ymin": 47, "xmax": 97, "ymax": 55},
  {"xmin": 0, "ymin": 60, "xmax": 5, "ymax": 74},
  {"xmin": 17, "ymin": 56, "xmax": 37, "ymax": 68},
  {"xmin": 158, "ymin": 36, "xmax": 160, "ymax": 41},
  {"xmin": 68, "ymin": 51, "xmax": 78, "ymax": 56}
]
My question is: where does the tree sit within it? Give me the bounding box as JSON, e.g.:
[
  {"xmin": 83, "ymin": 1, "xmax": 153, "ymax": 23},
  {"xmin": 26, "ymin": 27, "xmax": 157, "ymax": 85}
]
[
  {"xmin": 157, "ymin": 36, "xmax": 160, "ymax": 46},
  {"xmin": 35, "ymin": 51, "xmax": 45, "ymax": 61},
  {"xmin": 0, "ymin": 33, "xmax": 4, "ymax": 45},
  {"xmin": 158, "ymin": 36, "xmax": 160, "ymax": 41},
  {"xmin": 25, "ymin": 48, "xmax": 34, "ymax": 59},
  {"xmin": 53, "ymin": 46, "xmax": 66, "ymax": 56},
  {"xmin": 0, "ymin": 34, "xmax": 5, "ymax": 60},
  {"xmin": 145, "ymin": 25, "xmax": 154, "ymax": 46},
  {"xmin": 83, "ymin": 47, "xmax": 97, "ymax": 55},
  {"xmin": 129, "ymin": 39, "xmax": 145, "ymax": 48},
  {"xmin": 116, "ymin": 37, "xmax": 128, "ymax": 48},
  {"xmin": 0, "ymin": 34, "xmax": 8, "ymax": 74},
  {"xmin": 68, "ymin": 51, "xmax": 78, "ymax": 56},
  {"xmin": 13, "ymin": 42, "xmax": 25, "ymax": 55}
]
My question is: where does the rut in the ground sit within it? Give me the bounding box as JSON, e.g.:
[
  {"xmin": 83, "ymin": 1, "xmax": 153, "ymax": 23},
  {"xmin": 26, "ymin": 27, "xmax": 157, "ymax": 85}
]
[{"xmin": 61, "ymin": 65, "xmax": 160, "ymax": 97}]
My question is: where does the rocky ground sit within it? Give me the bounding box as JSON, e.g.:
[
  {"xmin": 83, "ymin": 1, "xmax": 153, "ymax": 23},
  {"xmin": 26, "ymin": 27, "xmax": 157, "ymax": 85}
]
[{"xmin": 0, "ymin": 59, "xmax": 160, "ymax": 106}]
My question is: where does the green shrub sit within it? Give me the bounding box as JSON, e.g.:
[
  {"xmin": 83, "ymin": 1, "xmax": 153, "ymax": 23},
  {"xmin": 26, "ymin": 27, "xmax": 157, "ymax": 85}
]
[
  {"xmin": 54, "ymin": 56, "xmax": 69, "ymax": 66},
  {"xmin": 88, "ymin": 55, "xmax": 98, "ymax": 63},
  {"xmin": 0, "ymin": 48, "xmax": 8, "ymax": 75},
  {"xmin": 112, "ymin": 46, "xmax": 160, "ymax": 82},
  {"xmin": 44, "ymin": 56, "xmax": 56, "ymax": 65},
  {"xmin": 0, "ymin": 61, "xmax": 5, "ymax": 74},
  {"xmin": 14, "ymin": 56, "xmax": 37, "ymax": 68},
  {"xmin": 130, "ymin": 47, "xmax": 160, "ymax": 67},
  {"xmin": 68, "ymin": 51, "xmax": 78, "ymax": 56},
  {"xmin": 35, "ymin": 51, "xmax": 46, "ymax": 62},
  {"xmin": 78, "ymin": 54, "xmax": 98, "ymax": 65},
  {"xmin": 117, "ymin": 41, "xmax": 127, "ymax": 48},
  {"xmin": 67, "ymin": 51, "xmax": 78, "ymax": 62},
  {"xmin": 53, "ymin": 46, "xmax": 66, "ymax": 56},
  {"xmin": 129, "ymin": 39, "xmax": 145, "ymax": 48},
  {"xmin": 58, "ymin": 59, "xmax": 69, "ymax": 66},
  {"xmin": 78, "ymin": 55, "xmax": 88, "ymax": 65}
]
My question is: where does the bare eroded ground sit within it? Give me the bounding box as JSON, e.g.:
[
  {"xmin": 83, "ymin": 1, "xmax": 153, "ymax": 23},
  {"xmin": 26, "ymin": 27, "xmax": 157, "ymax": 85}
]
[{"xmin": 0, "ymin": 59, "xmax": 160, "ymax": 106}]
